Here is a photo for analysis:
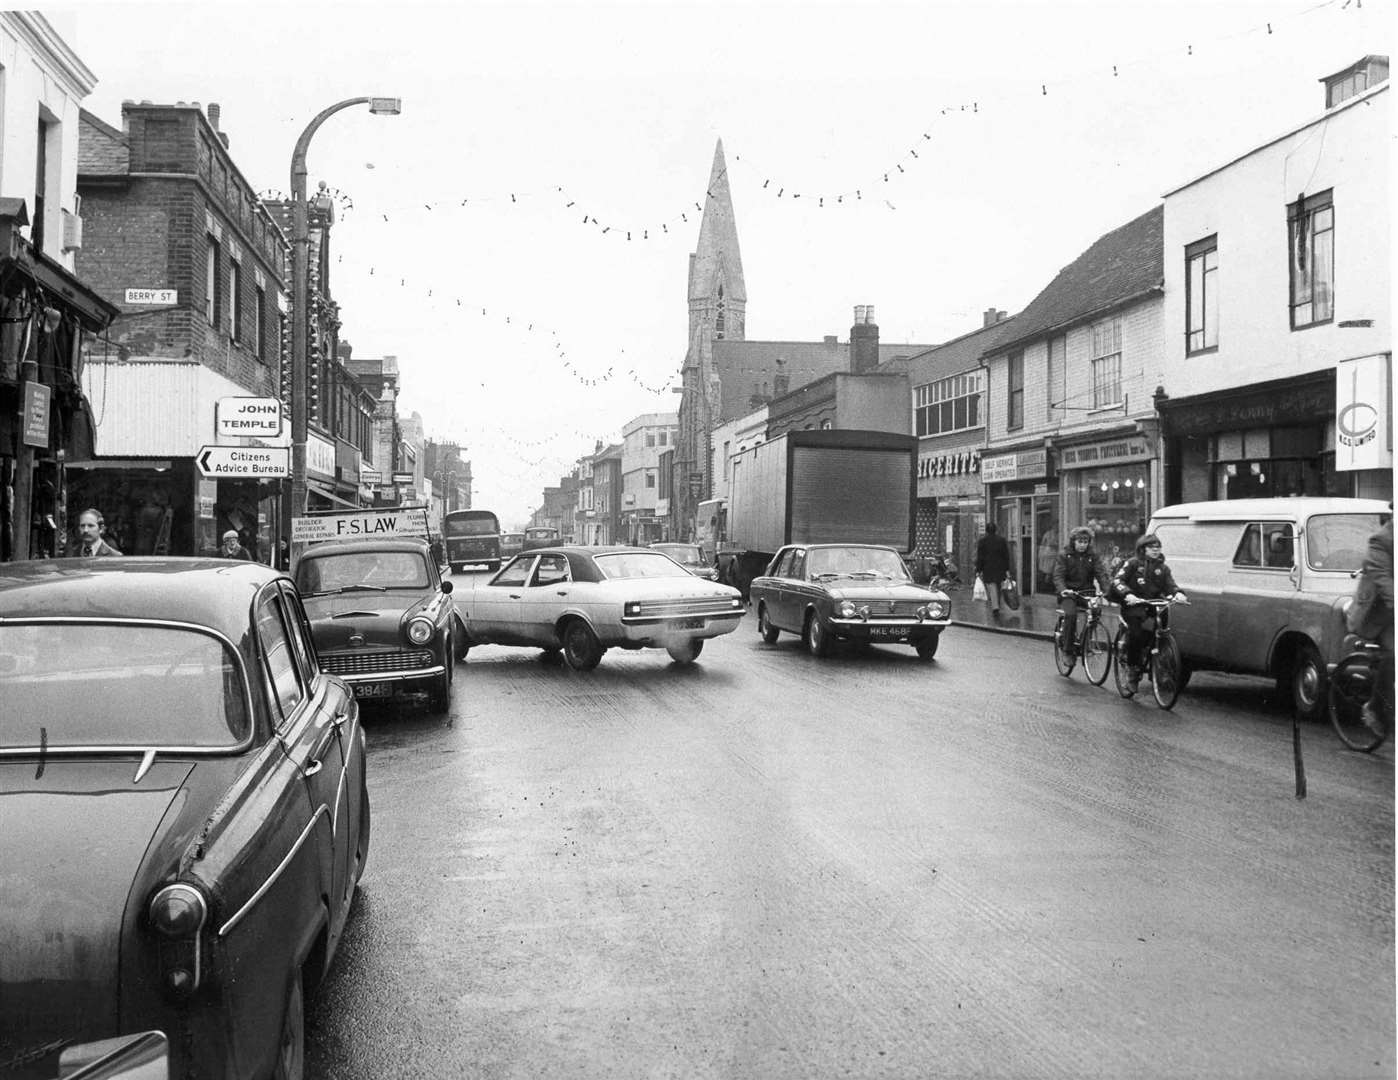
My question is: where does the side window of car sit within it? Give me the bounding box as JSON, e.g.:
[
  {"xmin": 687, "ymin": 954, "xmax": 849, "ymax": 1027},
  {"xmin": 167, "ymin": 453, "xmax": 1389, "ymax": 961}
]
[
  {"xmin": 791, "ymin": 550, "xmax": 807, "ymax": 579},
  {"xmin": 279, "ymin": 584, "xmax": 320, "ymax": 680},
  {"xmin": 532, "ymin": 555, "xmax": 569, "ymax": 587},
  {"xmin": 1263, "ymin": 523, "xmax": 1295, "ymax": 569},
  {"xmin": 1233, "ymin": 524, "xmax": 1263, "ymax": 567},
  {"xmin": 494, "ymin": 556, "xmax": 534, "ymax": 587},
  {"xmin": 255, "ymin": 592, "xmax": 304, "ymax": 723},
  {"xmin": 771, "ymin": 549, "xmax": 794, "ymax": 577}
]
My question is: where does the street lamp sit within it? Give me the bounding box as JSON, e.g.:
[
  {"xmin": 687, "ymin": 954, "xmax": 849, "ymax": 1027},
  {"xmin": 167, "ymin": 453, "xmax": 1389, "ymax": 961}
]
[{"xmin": 284, "ymin": 96, "xmax": 401, "ymax": 554}]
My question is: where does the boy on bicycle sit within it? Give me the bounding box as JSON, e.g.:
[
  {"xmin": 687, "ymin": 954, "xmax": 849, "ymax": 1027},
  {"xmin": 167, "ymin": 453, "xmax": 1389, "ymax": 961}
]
[
  {"xmin": 1111, "ymin": 533, "xmax": 1188, "ymax": 694},
  {"xmin": 1052, "ymin": 526, "xmax": 1111, "ymax": 655},
  {"xmin": 1347, "ymin": 517, "xmax": 1393, "ymax": 732}
]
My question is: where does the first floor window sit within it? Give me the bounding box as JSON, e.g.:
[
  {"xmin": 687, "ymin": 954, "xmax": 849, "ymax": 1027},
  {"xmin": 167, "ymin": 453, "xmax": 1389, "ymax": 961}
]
[
  {"xmin": 1091, "ymin": 319, "xmax": 1122, "ymax": 408},
  {"xmin": 205, "ymin": 236, "xmax": 221, "ymax": 325},
  {"xmin": 1186, "ymin": 235, "xmax": 1218, "ymax": 353},
  {"xmin": 1007, "ymin": 352, "xmax": 1024, "ymax": 429},
  {"xmin": 229, "ymin": 259, "xmax": 242, "ymax": 342},
  {"xmin": 915, "ymin": 370, "xmax": 983, "ymax": 437},
  {"xmin": 254, "ymin": 286, "xmax": 267, "ymax": 363},
  {"xmin": 1289, "ymin": 190, "xmax": 1333, "ymax": 329}
]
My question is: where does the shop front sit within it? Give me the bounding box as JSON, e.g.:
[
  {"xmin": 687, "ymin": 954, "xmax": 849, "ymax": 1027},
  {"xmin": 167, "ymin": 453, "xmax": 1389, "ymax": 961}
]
[
  {"xmin": 915, "ymin": 442, "xmax": 983, "ymax": 581},
  {"xmin": 982, "ymin": 446, "xmax": 1058, "ymax": 595},
  {"xmin": 1157, "ymin": 369, "xmax": 1390, "ymax": 505},
  {"xmin": 1057, "ymin": 431, "xmax": 1155, "ymax": 573}
]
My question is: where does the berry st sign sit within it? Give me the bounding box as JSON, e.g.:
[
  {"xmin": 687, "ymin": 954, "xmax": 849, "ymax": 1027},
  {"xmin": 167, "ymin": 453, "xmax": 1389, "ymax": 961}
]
[
  {"xmin": 217, "ymin": 396, "xmax": 284, "ymax": 438},
  {"xmin": 197, "ymin": 445, "xmax": 289, "ymax": 478}
]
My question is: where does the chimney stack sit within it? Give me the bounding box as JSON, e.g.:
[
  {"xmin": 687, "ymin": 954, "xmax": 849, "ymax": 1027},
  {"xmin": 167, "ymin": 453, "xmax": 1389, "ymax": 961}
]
[
  {"xmin": 850, "ymin": 304, "xmax": 880, "ymax": 373},
  {"xmin": 772, "ymin": 358, "xmax": 790, "ymax": 398},
  {"xmin": 207, "ymin": 103, "xmax": 229, "ymax": 149},
  {"xmin": 982, "ymin": 307, "xmax": 1007, "ymax": 327}
]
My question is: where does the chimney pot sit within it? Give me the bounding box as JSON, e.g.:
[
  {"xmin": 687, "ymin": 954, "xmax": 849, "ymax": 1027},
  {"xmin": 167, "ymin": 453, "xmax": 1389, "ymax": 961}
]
[{"xmin": 207, "ymin": 103, "xmax": 220, "ymax": 129}]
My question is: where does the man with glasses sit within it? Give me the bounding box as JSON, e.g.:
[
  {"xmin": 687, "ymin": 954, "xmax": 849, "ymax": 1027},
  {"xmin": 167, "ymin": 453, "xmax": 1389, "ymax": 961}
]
[{"xmin": 1111, "ymin": 533, "xmax": 1188, "ymax": 694}]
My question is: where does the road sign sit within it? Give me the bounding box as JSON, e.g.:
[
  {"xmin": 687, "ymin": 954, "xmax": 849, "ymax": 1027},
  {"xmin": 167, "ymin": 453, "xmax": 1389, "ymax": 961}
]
[
  {"xmin": 125, "ymin": 288, "xmax": 178, "ymax": 305},
  {"xmin": 292, "ymin": 507, "xmax": 430, "ymax": 543},
  {"xmin": 196, "ymin": 444, "xmax": 289, "ymax": 478},
  {"xmin": 391, "ymin": 472, "xmax": 414, "ymax": 484},
  {"xmin": 217, "ymin": 397, "xmax": 283, "ymax": 438}
]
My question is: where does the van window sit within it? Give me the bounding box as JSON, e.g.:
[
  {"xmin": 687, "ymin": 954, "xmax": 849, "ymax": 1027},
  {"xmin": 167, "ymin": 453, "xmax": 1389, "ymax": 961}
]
[
  {"xmin": 1306, "ymin": 513, "xmax": 1384, "ymax": 572},
  {"xmin": 1153, "ymin": 521, "xmax": 1237, "ymax": 559},
  {"xmin": 1233, "ymin": 525, "xmax": 1263, "ymax": 567},
  {"xmin": 1263, "ymin": 524, "xmax": 1295, "ymax": 569}
]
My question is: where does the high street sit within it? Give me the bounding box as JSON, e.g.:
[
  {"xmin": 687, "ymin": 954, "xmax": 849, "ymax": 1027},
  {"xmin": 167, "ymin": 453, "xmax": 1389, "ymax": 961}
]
[{"xmin": 305, "ymin": 615, "xmax": 1395, "ymax": 1080}]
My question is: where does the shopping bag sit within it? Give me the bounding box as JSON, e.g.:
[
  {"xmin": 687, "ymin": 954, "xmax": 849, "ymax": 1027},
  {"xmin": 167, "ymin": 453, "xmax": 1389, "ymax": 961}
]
[
  {"xmin": 972, "ymin": 575, "xmax": 987, "ymax": 601},
  {"xmin": 1002, "ymin": 577, "xmax": 1021, "ymax": 611}
]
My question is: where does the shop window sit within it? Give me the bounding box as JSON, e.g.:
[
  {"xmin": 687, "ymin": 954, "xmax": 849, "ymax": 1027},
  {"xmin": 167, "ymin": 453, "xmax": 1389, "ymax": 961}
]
[
  {"xmin": 1047, "ymin": 335, "xmax": 1066, "ymax": 420},
  {"xmin": 1186, "ymin": 235, "xmax": 1218, "ymax": 354},
  {"xmin": 1288, "ymin": 190, "xmax": 1333, "ymax": 330}
]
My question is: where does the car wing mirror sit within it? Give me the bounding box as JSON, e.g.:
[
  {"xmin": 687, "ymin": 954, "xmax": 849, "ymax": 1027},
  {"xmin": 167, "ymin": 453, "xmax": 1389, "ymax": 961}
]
[{"xmin": 440, "ymin": 580, "xmax": 454, "ymax": 595}]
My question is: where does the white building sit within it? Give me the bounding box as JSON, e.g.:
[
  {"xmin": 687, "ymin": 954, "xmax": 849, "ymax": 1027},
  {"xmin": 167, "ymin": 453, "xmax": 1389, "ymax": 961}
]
[
  {"xmin": 619, "ymin": 411, "xmax": 677, "ymax": 544},
  {"xmin": 1158, "ymin": 56, "xmax": 1391, "ymax": 502}
]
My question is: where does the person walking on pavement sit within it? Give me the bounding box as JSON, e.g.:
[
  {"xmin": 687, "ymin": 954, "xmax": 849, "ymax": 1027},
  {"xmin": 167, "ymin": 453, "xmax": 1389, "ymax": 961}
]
[
  {"xmin": 75, "ymin": 508, "xmax": 122, "ymax": 557},
  {"xmin": 221, "ymin": 529, "xmax": 254, "ymax": 561},
  {"xmin": 1347, "ymin": 516, "xmax": 1393, "ymax": 732},
  {"xmin": 1052, "ymin": 526, "xmax": 1111, "ymax": 654},
  {"xmin": 974, "ymin": 522, "xmax": 1013, "ymax": 616},
  {"xmin": 1111, "ymin": 533, "xmax": 1188, "ymax": 694}
]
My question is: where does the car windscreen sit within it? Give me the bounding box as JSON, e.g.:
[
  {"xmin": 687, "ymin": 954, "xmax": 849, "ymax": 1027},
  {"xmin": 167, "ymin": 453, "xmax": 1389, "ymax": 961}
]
[
  {"xmin": 1305, "ymin": 514, "xmax": 1384, "ymax": 572},
  {"xmin": 0, "ymin": 623, "xmax": 250, "ymax": 748},
  {"xmin": 444, "ymin": 517, "xmax": 498, "ymax": 537},
  {"xmin": 594, "ymin": 551, "xmax": 694, "ymax": 579},
  {"xmin": 805, "ymin": 546, "xmax": 911, "ymax": 581},
  {"xmin": 653, "ymin": 545, "xmax": 704, "ymax": 566},
  {"xmin": 296, "ymin": 550, "xmax": 431, "ymax": 593}
]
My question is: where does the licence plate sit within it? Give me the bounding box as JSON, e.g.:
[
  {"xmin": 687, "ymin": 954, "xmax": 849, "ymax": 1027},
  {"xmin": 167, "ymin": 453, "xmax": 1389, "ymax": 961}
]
[
  {"xmin": 868, "ymin": 627, "xmax": 909, "ymax": 640},
  {"xmin": 353, "ymin": 682, "xmax": 394, "ymax": 699},
  {"xmin": 672, "ymin": 618, "xmax": 705, "ymax": 630}
]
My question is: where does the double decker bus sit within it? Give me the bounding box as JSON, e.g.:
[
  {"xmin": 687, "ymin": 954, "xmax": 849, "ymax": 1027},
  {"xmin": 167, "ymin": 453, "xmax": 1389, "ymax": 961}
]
[{"xmin": 442, "ymin": 509, "xmax": 502, "ymax": 573}]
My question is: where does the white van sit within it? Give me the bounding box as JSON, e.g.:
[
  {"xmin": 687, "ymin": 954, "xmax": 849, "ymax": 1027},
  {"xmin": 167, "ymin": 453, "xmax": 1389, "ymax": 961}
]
[{"xmin": 1147, "ymin": 497, "xmax": 1389, "ymax": 719}]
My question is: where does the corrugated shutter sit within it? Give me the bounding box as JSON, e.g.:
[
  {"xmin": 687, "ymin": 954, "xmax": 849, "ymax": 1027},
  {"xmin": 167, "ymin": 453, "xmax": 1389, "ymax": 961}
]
[{"xmin": 790, "ymin": 447, "xmax": 911, "ymax": 549}]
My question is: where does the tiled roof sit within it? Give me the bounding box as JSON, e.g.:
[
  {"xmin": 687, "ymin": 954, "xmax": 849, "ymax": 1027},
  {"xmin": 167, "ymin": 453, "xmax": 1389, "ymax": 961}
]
[
  {"xmin": 78, "ymin": 109, "xmax": 129, "ymax": 176},
  {"xmin": 894, "ymin": 316, "xmax": 1019, "ymax": 381},
  {"xmin": 986, "ymin": 204, "xmax": 1163, "ymax": 356}
]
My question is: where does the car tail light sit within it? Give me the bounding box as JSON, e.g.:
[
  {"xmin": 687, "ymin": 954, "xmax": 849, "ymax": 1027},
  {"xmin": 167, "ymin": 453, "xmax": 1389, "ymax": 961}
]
[
  {"xmin": 407, "ymin": 617, "xmax": 434, "ymax": 645},
  {"xmin": 148, "ymin": 883, "xmax": 208, "ymax": 997},
  {"xmin": 624, "ymin": 601, "xmax": 642, "ymax": 617}
]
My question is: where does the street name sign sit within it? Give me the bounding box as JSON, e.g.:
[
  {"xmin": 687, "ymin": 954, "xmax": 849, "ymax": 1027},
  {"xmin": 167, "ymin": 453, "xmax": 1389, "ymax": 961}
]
[
  {"xmin": 217, "ymin": 397, "xmax": 284, "ymax": 438},
  {"xmin": 292, "ymin": 507, "xmax": 430, "ymax": 543},
  {"xmin": 196, "ymin": 445, "xmax": 289, "ymax": 478},
  {"xmin": 124, "ymin": 288, "xmax": 178, "ymax": 305}
]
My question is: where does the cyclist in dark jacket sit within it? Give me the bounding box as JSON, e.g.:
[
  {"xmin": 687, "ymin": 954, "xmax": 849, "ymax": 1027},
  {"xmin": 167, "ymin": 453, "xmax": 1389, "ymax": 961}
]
[
  {"xmin": 1110, "ymin": 532, "xmax": 1188, "ymax": 693},
  {"xmin": 1052, "ymin": 526, "xmax": 1111, "ymax": 654}
]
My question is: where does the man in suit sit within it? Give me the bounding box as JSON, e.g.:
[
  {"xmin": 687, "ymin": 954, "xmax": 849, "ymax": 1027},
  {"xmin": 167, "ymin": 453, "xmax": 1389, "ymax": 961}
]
[{"xmin": 76, "ymin": 508, "xmax": 122, "ymax": 557}]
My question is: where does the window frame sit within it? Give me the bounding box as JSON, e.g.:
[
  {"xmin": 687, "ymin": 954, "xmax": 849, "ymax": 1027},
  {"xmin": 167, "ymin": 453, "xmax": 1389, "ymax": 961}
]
[
  {"xmin": 205, "ymin": 235, "xmax": 222, "ymax": 327},
  {"xmin": 229, "ymin": 257, "xmax": 242, "ymax": 343},
  {"xmin": 1288, "ymin": 189, "xmax": 1334, "ymax": 331},
  {"xmin": 1089, "ymin": 318, "xmax": 1123, "ymax": 410},
  {"xmin": 1006, "ymin": 352, "xmax": 1024, "ymax": 430},
  {"xmin": 914, "ymin": 369, "xmax": 984, "ymax": 437},
  {"xmin": 1185, "ymin": 235, "xmax": 1218, "ymax": 355}
]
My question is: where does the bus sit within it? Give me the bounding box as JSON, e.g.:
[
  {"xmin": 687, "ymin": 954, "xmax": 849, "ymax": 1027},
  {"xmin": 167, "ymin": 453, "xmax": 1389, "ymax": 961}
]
[{"xmin": 442, "ymin": 509, "xmax": 502, "ymax": 573}]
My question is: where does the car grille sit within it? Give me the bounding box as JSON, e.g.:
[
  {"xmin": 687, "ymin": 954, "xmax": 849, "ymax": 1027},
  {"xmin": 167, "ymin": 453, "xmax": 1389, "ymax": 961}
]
[
  {"xmin": 322, "ymin": 648, "xmax": 435, "ymax": 675},
  {"xmin": 632, "ymin": 597, "xmax": 735, "ymax": 618},
  {"xmin": 857, "ymin": 601, "xmax": 944, "ymax": 619}
]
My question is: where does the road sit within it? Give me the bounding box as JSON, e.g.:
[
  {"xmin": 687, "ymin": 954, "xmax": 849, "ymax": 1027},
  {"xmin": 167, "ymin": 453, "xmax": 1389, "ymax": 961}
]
[{"xmin": 306, "ymin": 608, "xmax": 1395, "ymax": 1080}]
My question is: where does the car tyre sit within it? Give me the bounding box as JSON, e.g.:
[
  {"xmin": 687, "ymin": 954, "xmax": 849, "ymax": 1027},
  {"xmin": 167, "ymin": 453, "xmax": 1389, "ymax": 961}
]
[
  {"xmin": 804, "ymin": 612, "xmax": 831, "ymax": 658},
  {"xmin": 272, "ymin": 969, "xmax": 305, "ymax": 1080},
  {"xmin": 427, "ymin": 648, "xmax": 452, "ymax": 715},
  {"xmin": 562, "ymin": 619, "xmax": 605, "ymax": 671},
  {"xmin": 757, "ymin": 604, "xmax": 780, "ymax": 644},
  {"xmin": 914, "ymin": 633, "xmax": 940, "ymax": 661},
  {"xmin": 666, "ymin": 638, "xmax": 704, "ymax": 664},
  {"xmin": 1289, "ymin": 641, "xmax": 1327, "ymax": 721},
  {"xmin": 453, "ymin": 614, "xmax": 471, "ymax": 661}
]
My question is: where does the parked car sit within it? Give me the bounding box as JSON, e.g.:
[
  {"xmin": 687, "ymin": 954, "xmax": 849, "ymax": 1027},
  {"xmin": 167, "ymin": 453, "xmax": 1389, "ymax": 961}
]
[
  {"xmin": 500, "ymin": 532, "xmax": 526, "ymax": 559},
  {"xmin": 294, "ymin": 536, "xmax": 461, "ymax": 713},
  {"xmin": 749, "ymin": 542, "xmax": 952, "ymax": 660},
  {"xmin": 456, "ymin": 545, "xmax": 745, "ymax": 669},
  {"xmin": 649, "ymin": 541, "xmax": 720, "ymax": 581},
  {"xmin": 1147, "ymin": 497, "xmax": 1391, "ymax": 718},
  {"xmin": 521, "ymin": 526, "xmax": 562, "ymax": 552},
  {"xmin": 0, "ymin": 558, "xmax": 370, "ymax": 1080}
]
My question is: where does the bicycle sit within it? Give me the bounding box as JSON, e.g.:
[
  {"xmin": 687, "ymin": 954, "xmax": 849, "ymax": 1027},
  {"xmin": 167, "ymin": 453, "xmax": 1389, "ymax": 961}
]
[
  {"xmin": 1327, "ymin": 635, "xmax": 1393, "ymax": 752},
  {"xmin": 1052, "ymin": 589, "xmax": 1112, "ymax": 685},
  {"xmin": 1112, "ymin": 597, "xmax": 1189, "ymax": 709}
]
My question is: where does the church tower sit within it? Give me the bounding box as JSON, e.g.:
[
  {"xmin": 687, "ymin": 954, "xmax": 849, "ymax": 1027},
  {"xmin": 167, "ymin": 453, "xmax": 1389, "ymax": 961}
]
[{"xmin": 674, "ymin": 139, "xmax": 745, "ymax": 540}]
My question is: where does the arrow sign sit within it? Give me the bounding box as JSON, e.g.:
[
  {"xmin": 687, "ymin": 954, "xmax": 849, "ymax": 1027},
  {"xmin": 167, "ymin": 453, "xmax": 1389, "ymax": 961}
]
[{"xmin": 197, "ymin": 444, "xmax": 289, "ymax": 478}]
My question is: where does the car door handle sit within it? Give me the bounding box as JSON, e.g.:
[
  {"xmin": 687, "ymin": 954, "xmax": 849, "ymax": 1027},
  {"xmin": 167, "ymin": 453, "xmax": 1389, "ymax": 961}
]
[
  {"xmin": 556, "ymin": 590, "xmax": 568, "ymax": 596},
  {"xmin": 509, "ymin": 593, "xmax": 522, "ymax": 599},
  {"xmin": 304, "ymin": 758, "xmax": 324, "ymax": 777}
]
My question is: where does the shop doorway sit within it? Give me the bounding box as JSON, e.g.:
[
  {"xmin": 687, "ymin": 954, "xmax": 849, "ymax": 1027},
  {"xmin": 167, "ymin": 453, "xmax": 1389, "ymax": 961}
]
[{"xmin": 995, "ymin": 494, "xmax": 1059, "ymax": 595}]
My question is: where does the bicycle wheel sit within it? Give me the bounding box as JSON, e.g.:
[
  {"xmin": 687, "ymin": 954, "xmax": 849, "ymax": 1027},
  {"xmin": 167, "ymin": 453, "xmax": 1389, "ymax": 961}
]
[
  {"xmin": 1328, "ymin": 654, "xmax": 1385, "ymax": 752},
  {"xmin": 1082, "ymin": 619, "xmax": 1113, "ymax": 686},
  {"xmin": 1112, "ymin": 625, "xmax": 1135, "ymax": 698},
  {"xmin": 1053, "ymin": 615, "xmax": 1076, "ymax": 677},
  {"xmin": 1151, "ymin": 635, "xmax": 1183, "ymax": 710}
]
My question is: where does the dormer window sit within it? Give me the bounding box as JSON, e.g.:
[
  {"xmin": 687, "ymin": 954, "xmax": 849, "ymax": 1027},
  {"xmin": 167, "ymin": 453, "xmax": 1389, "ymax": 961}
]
[{"xmin": 1322, "ymin": 55, "xmax": 1389, "ymax": 108}]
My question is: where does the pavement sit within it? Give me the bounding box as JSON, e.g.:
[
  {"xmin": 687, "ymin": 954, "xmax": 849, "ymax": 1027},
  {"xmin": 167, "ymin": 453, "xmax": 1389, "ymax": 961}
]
[{"xmin": 947, "ymin": 586, "xmax": 1063, "ymax": 641}]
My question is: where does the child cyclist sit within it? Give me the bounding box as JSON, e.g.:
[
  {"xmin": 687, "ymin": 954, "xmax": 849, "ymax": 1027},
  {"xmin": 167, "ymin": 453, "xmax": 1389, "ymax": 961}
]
[
  {"xmin": 1111, "ymin": 533, "xmax": 1189, "ymax": 694},
  {"xmin": 1052, "ymin": 526, "xmax": 1112, "ymax": 655}
]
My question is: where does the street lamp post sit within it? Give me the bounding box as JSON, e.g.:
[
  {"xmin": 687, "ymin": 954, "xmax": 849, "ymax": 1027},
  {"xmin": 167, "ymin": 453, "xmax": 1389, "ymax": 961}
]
[{"xmin": 284, "ymin": 96, "xmax": 400, "ymax": 556}]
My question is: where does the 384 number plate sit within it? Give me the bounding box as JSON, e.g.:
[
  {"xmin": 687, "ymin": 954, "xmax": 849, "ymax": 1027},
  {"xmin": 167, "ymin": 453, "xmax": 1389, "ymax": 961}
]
[{"xmin": 353, "ymin": 682, "xmax": 394, "ymax": 699}]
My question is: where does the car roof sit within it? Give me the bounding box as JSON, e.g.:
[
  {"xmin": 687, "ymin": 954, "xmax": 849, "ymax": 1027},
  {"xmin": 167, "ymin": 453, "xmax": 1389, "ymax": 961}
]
[
  {"xmin": 1151, "ymin": 497, "xmax": 1390, "ymax": 522},
  {"xmin": 299, "ymin": 537, "xmax": 432, "ymax": 557},
  {"xmin": 0, "ymin": 557, "xmax": 285, "ymax": 639}
]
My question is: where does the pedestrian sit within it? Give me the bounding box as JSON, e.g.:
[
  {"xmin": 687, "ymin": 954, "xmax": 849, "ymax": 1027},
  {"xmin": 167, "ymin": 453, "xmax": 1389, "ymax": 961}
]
[
  {"xmin": 220, "ymin": 529, "xmax": 253, "ymax": 561},
  {"xmin": 1052, "ymin": 526, "xmax": 1111, "ymax": 653},
  {"xmin": 75, "ymin": 508, "xmax": 122, "ymax": 557},
  {"xmin": 1110, "ymin": 532, "xmax": 1188, "ymax": 694},
  {"xmin": 1346, "ymin": 516, "xmax": 1393, "ymax": 732},
  {"xmin": 974, "ymin": 522, "xmax": 1013, "ymax": 616}
]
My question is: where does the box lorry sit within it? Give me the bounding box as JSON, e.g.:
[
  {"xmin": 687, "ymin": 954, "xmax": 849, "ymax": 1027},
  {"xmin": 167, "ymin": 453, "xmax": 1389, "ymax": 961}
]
[{"xmin": 717, "ymin": 429, "xmax": 919, "ymax": 596}]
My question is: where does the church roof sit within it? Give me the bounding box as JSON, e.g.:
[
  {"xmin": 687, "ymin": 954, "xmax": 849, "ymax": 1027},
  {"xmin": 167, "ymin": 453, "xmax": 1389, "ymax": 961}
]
[{"xmin": 687, "ymin": 139, "xmax": 745, "ymax": 304}]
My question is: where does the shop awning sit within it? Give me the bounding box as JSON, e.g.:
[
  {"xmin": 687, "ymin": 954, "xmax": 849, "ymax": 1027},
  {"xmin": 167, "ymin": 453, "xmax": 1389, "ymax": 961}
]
[{"xmin": 307, "ymin": 481, "xmax": 361, "ymax": 510}]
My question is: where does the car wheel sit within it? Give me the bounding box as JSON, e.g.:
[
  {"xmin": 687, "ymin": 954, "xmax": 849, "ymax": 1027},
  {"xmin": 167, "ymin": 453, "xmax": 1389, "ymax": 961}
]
[
  {"xmin": 915, "ymin": 634, "xmax": 940, "ymax": 661},
  {"xmin": 561, "ymin": 619, "xmax": 605, "ymax": 671},
  {"xmin": 757, "ymin": 604, "xmax": 780, "ymax": 644},
  {"xmin": 355, "ymin": 786, "xmax": 371, "ymax": 886},
  {"xmin": 453, "ymin": 614, "xmax": 471, "ymax": 660},
  {"xmin": 804, "ymin": 612, "xmax": 831, "ymax": 658},
  {"xmin": 427, "ymin": 649, "xmax": 452, "ymax": 714},
  {"xmin": 666, "ymin": 638, "xmax": 704, "ymax": 664},
  {"xmin": 272, "ymin": 970, "xmax": 305, "ymax": 1080},
  {"xmin": 1290, "ymin": 641, "xmax": 1327, "ymax": 721}
]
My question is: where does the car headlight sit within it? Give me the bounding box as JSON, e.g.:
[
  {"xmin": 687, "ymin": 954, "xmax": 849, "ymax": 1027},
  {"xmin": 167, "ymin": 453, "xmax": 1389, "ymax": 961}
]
[
  {"xmin": 149, "ymin": 883, "xmax": 207, "ymax": 938},
  {"xmin": 407, "ymin": 617, "xmax": 435, "ymax": 645},
  {"xmin": 836, "ymin": 600, "xmax": 857, "ymax": 618}
]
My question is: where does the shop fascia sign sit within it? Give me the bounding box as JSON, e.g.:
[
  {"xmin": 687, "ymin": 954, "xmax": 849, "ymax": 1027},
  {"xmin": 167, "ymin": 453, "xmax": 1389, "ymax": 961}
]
[
  {"xmin": 292, "ymin": 507, "xmax": 431, "ymax": 543},
  {"xmin": 1058, "ymin": 436, "xmax": 1151, "ymax": 469},
  {"xmin": 980, "ymin": 449, "xmax": 1047, "ymax": 482},
  {"xmin": 1335, "ymin": 354, "xmax": 1391, "ymax": 471},
  {"xmin": 306, "ymin": 433, "xmax": 336, "ymax": 479},
  {"xmin": 918, "ymin": 449, "xmax": 980, "ymax": 478},
  {"xmin": 216, "ymin": 397, "xmax": 283, "ymax": 439}
]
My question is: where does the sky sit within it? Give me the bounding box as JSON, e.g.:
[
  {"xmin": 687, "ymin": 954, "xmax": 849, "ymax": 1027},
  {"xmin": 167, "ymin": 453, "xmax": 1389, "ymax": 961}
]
[{"xmin": 57, "ymin": 0, "xmax": 1394, "ymax": 529}]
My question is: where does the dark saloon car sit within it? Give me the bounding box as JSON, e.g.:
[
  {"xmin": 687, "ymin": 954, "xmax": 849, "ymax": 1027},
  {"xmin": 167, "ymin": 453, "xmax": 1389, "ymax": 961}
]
[
  {"xmin": 749, "ymin": 543, "xmax": 952, "ymax": 660},
  {"xmin": 0, "ymin": 558, "xmax": 370, "ymax": 1080},
  {"xmin": 649, "ymin": 541, "xmax": 720, "ymax": 581},
  {"xmin": 294, "ymin": 537, "xmax": 460, "ymax": 713}
]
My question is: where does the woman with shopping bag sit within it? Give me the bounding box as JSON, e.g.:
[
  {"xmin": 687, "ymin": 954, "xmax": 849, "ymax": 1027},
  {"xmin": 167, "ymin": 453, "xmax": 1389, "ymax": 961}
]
[{"xmin": 974, "ymin": 522, "xmax": 1013, "ymax": 616}]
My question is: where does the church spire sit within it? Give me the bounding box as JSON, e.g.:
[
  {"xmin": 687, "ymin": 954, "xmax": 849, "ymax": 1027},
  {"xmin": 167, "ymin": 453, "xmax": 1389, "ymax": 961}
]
[{"xmin": 687, "ymin": 139, "xmax": 746, "ymax": 308}]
